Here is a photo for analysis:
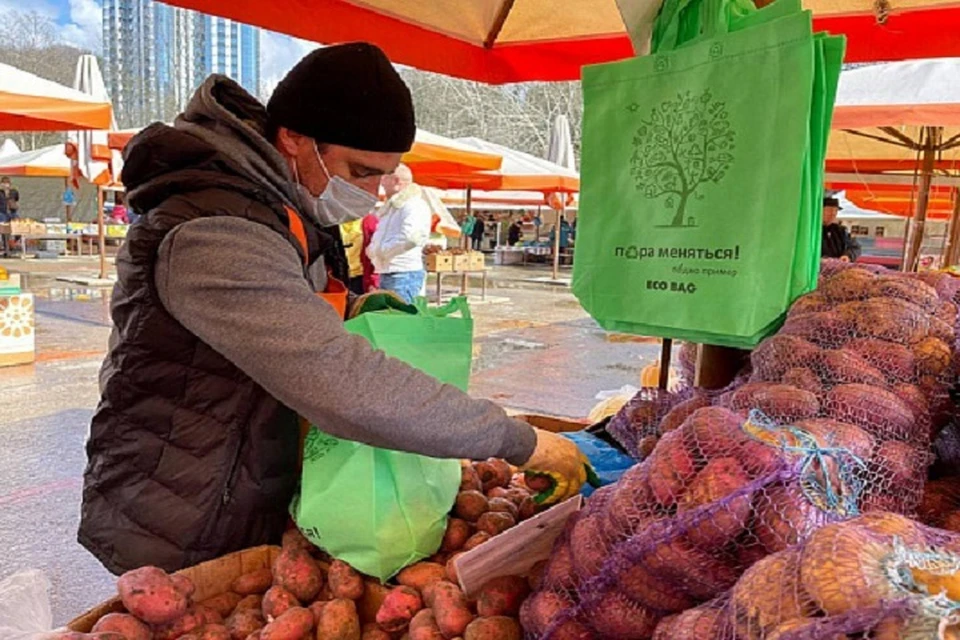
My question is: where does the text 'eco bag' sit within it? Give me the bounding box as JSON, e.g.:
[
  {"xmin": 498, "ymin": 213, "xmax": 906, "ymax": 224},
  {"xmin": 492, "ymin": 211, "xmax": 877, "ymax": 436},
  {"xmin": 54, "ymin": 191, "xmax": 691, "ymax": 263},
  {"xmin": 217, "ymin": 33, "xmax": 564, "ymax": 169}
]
[
  {"xmin": 573, "ymin": 0, "xmax": 843, "ymax": 348},
  {"xmin": 291, "ymin": 298, "xmax": 471, "ymax": 581}
]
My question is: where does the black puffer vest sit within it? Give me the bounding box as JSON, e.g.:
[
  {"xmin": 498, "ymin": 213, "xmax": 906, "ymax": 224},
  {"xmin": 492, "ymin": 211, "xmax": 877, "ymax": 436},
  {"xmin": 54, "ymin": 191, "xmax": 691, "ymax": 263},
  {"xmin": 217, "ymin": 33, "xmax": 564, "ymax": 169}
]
[{"xmin": 79, "ymin": 115, "xmax": 335, "ymax": 573}]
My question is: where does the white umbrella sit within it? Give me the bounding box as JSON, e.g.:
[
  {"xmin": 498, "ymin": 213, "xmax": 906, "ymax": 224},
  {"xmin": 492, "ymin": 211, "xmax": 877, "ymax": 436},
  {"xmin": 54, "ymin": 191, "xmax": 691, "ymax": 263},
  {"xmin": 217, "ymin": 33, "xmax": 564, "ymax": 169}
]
[
  {"xmin": 0, "ymin": 139, "xmax": 21, "ymax": 159},
  {"xmin": 545, "ymin": 114, "xmax": 577, "ymax": 280}
]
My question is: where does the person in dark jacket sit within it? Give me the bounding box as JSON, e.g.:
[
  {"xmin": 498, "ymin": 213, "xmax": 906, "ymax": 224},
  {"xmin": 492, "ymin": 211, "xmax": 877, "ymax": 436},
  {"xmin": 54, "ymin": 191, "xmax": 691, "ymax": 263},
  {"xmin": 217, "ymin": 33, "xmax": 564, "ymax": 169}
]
[
  {"xmin": 821, "ymin": 196, "xmax": 861, "ymax": 262},
  {"xmin": 507, "ymin": 219, "xmax": 522, "ymax": 246},
  {"xmin": 79, "ymin": 44, "xmax": 587, "ymax": 574},
  {"xmin": 470, "ymin": 215, "xmax": 485, "ymax": 250}
]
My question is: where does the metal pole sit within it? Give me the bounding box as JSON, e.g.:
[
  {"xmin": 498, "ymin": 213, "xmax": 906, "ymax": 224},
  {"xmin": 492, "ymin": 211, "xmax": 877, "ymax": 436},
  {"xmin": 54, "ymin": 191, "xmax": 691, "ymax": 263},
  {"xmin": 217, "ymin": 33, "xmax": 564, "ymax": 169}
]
[
  {"xmin": 943, "ymin": 188, "xmax": 960, "ymax": 268},
  {"xmin": 658, "ymin": 339, "xmax": 673, "ymax": 390},
  {"xmin": 97, "ymin": 187, "xmax": 106, "ymax": 280},
  {"xmin": 552, "ymin": 203, "xmax": 563, "ymax": 281},
  {"xmin": 464, "ymin": 186, "xmax": 472, "ymax": 250},
  {"xmin": 902, "ymin": 127, "xmax": 939, "ymax": 272}
]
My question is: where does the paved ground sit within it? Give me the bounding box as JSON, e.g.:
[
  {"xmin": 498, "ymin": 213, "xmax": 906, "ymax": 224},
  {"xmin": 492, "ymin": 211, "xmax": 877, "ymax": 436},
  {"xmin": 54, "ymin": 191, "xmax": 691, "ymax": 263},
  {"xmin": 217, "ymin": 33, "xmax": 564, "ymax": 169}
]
[{"xmin": 0, "ymin": 255, "xmax": 658, "ymax": 625}]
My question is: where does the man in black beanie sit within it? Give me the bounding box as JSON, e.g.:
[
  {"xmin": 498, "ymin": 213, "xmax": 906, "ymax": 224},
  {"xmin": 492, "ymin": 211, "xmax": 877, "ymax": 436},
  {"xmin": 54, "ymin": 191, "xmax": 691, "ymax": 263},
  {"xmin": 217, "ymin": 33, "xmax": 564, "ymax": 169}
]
[{"xmin": 79, "ymin": 43, "xmax": 587, "ymax": 573}]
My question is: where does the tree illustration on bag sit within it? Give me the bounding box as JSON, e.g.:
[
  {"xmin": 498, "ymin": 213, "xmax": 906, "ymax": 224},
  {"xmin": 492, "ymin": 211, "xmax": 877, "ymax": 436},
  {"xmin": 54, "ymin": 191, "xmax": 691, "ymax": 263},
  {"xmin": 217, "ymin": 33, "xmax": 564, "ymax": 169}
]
[{"xmin": 630, "ymin": 90, "xmax": 735, "ymax": 228}]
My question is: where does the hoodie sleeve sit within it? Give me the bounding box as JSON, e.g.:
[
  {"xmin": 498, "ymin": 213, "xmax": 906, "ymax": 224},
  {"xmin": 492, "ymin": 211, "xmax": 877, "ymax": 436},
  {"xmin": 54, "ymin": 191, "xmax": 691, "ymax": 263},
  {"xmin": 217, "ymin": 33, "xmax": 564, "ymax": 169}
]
[{"xmin": 155, "ymin": 216, "xmax": 537, "ymax": 464}]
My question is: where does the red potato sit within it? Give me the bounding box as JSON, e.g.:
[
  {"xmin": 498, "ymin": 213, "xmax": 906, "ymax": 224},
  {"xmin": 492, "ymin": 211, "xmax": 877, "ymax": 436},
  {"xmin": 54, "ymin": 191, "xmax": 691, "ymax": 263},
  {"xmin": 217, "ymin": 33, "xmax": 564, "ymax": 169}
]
[
  {"xmin": 188, "ymin": 625, "xmax": 233, "ymax": 640},
  {"xmin": 819, "ymin": 349, "xmax": 887, "ymax": 388},
  {"xmin": 153, "ymin": 606, "xmax": 210, "ymax": 640},
  {"xmin": 504, "ymin": 488, "xmax": 531, "ymax": 506},
  {"xmin": 820, "ymin": 267, "xmax": 876, "ymax": 302},
  {"xmin": 527, "ymin": 560, "xmax": 548, "ymax": 591},
  {"xmin": 847, "ymin": 338, "xmax": 916, "ymax": 383},
  {"xmin": 316, "ymin": 599, "xmax": 361, "ymax": 640},
  {"xmin": 376, "ymin": 586, "xmax": 423, "ymax": 633},
  {"xmin": 201, "ymin": 593, "xmax": 244, "ymax": 619},
  {"xmin": 870, "ymin": 275, "xmax": 940, "ymax": 311},
  {"xmin": 171, "ymin": 574, "xmax": 197, "ymax": 601},
  {"xmin": 936, "ymin": 301, "xmax": 958, "ymax": 326},
  {"xmin": 245, "ymin": 633, "xmax": 261, "ymax": 640},
  {"xmin": 636, "ymin": 526, "xmax": 739, "ymax": 601},
  {"xmin": 475, "ymin": 575, "xmax": 530, "ymax": 617},
  {"xmin": 423, "ymin": 581, "xmax": 473, "ymax": 639},
  {"xmin": 261, "ymin": 586, "xmax": 299, "ymax": 621},
  {"xmin": 751, "ymin": 335, "xmax": 822, "ymax": 381},
  {"xmin": 583, "ymin": 592, "xmax": 658, "ymax": 640},
  {"xmin": 730, "ymin": 384, "xmax": 819, "ymax": 423},
  {"xmin": 677, "ymin": 457, "xmax": 752, "ymax": 548},
  {"xmin": 231, "ymin": 569, "xmax": 274, "ymax": 596},
  {"xmin": 913, "ymin": 336, "xmax": 953, "ymax": 377},
  {"xmin": 116, "ymin": 566, "xmax": 190, "ymax": 625},
  {"xmin": 523, "ymin": 472, "xmax": 553, "ymax": 493},
  {"xmin": 281, "ymin": 527, "xmax": 315, "ymax": 554},
  {"xmin": 328, "ymin": 560, "xmax": 365, "ymax": 601},
  {"xmin": 459, "ymin": 465, "xmax": 482, "ymax": 493},
  {"xmin": 225, "ymin": 609, "xmax": 265, "ymax": 640},
  {"xmin": 569, "ymin": 514, "xmax": 611, "ymax": 580},
  {"xmin": 445, "ymin": 553, "xmax": 464, "ymax": 584},
  {"xmin": 638, "ymin": 435, "xmax": 660, "ymax": 459},
  {"xmin": 658, "ymin": 394, "xmax": 712, "ymax": 434},
  {"xmin": 518, "ymin": 497, "xmax": 538, "ymax": 521},
  {"xmin": 647, "ymin": 433, "xmax": 696, "ymax": 508},
  {"xmin": 788, "ymin": 291, "xmax": 829, "ymax": 316},
  {"xmin": 397, "ymin": 562, "xmax": 446, "ymax": 591},
  {"xmin": 826, "ymin": 383, "xmax": 915, "ymax": 441},
  {"xmin": 308, "ymin": 601, "xmax": 327, "ymax": 626},
  {"xmin": 196, "ymin": 605, "xmax": 225, "ymax": 625},
  {"xmin": 272, "ymin": 547, "xmax": 323, "ymax": 602},
  {"xmin": 91, "ymin": 613, "xmax": 151, "ymax": 640},
  {"xmin": 619, "ymin": 561, "xmax": 695, "ymax": 613},
  {"xmin": 485, "ymin": 486, "xmax": 511, "ymax": 500},
  {"xmin": 474, "ymin": 459, "xmax": 512, "ymax": 492},
  {"xmin": 795, "ymin": 419, "xmax": 876, "ymax": 462},
  {"xmin": 453, "ymin": 491, "xmax": 488, "ymax": 522},
  {"xmin": 361, "ymin": 623, "xmax": 393, "ymax": 640},
  {"xmin": 486, "ymin": 497, "xmax": 518, "ymax": 520},
  {"xmin": 462, "ymin": 531, "xmax": 491, "ymax": 551},
  {"xmin": 476, "ymin": 511, "xmax": 515, "ymax": 536},
  {"xmin": 520, "ymin": 591, "xmax": 595, "ymax": 640},
  {"xmin": 683, "ymin": 406, "xmax": 746, "ymax": 461},
  {"xmin": 441, "ymin": 518, "xmax": 472, "ymax": 552},
  {"xmin": 233, "ymin": 595, "xmax": 263, "ymax": 613},
  {"xmin": 259, "ymin": 607, "xmax": 313, "ymax": 640},
  {"xmin": 753, "ymin": 484, "xmax": 836, "ymax": 554},
  {"xmin": 781, "ymin": 367, "xmax": 823, "ymax": 396},
  {"xmin": 779, "ymin": 311, "xmax": 851, "ymax": 350},
  {"xmin": 409, "ymin": 610, "xmax": 444, "ymax": 640},
  {"xmin": 463, "ymin": 616, "xmax": 522, "ymax": 640}
]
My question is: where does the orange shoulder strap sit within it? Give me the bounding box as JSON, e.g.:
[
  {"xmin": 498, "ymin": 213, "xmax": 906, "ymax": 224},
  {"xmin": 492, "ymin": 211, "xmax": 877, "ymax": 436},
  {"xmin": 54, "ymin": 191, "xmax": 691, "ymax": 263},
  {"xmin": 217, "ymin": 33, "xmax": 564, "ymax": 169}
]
[{"xmin": 284, "ymin": 205, "xmax": 309, "ymax": 267}]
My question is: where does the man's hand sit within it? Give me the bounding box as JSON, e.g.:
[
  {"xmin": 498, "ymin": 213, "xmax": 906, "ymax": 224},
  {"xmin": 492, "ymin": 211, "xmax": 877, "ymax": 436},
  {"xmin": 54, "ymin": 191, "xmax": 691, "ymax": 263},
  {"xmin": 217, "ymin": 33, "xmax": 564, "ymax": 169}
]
[
  {"xmin": 348, "ymin": 290, "xmax": 417, "ymax": 319},
  {"xmin": 521, "ymin": 429, "xmax": 598, "ymax": 505}
]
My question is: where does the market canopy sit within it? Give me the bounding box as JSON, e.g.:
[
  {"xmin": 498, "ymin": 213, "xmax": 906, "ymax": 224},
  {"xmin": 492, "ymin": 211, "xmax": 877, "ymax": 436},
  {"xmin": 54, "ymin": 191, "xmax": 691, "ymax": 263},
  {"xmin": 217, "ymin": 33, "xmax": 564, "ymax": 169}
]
[
  {"xmin": 0, "ymin": 144, "xmax": 72, "ymax": 177},
  {"xmin": 420, "ymin": 137, "xmax": 579, "ymax": 194},
  {"xmin": 0, "ymin": 63, "xmax": 113, "ymax": 131},
  {"xmin": 160, "ymin": 0, "xmax": 960, "ymax": 82}
]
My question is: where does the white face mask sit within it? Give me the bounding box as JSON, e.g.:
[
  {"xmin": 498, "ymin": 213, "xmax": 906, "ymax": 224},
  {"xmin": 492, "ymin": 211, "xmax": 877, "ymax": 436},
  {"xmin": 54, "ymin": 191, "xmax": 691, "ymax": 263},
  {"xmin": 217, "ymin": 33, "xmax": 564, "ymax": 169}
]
[{"xmin": 294, "ymin": 142, "xmax": 379, "ymax": 227}]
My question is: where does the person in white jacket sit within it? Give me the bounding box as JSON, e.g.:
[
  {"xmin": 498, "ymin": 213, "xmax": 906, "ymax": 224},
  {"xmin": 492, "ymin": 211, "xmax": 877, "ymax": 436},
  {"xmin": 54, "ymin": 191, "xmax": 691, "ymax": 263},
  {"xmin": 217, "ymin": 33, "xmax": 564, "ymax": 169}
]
[{"xmin": 367, "ymin": 164, "xmax": 432, "ymax": 302}]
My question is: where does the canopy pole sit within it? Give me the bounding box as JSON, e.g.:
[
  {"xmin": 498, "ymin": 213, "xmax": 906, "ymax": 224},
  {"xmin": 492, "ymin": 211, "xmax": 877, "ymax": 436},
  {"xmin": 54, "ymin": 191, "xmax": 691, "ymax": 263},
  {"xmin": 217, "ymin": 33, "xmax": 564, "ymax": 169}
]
[
  {"xmin": 945, "ymin": 188, "xmax": 960, "ymax": 268},
  {"xmin": 97, "ymin": 186, "xmax": 106, "ymax": 280},
  {"xmin": 658, "ymin": 339, "xmax": 672, "ymax": 390},
  {"xmin": 902, "ymin": 126, "xmax": 939, "ymax": 272},
  {"xmin": 63, "ymin": 177, "xmax": 71, "ymax": 224},
  {"xmin": 464, "ymin": 186, "xmax": 472, "ymax": 250},
  {"xmin": 552, "ymin": 203, "xmax": 563, "ymax": 281}
]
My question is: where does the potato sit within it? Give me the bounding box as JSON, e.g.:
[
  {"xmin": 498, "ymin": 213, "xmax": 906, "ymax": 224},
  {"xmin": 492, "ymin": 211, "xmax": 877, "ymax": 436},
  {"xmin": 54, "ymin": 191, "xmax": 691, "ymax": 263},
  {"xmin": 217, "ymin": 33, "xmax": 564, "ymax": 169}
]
[
  {"xmin": 583, "ymin": 592, "xmax": 658, "ymax": 640},
  {"xmin": 408, "ymin": 610, "xmax": 444, "ymax": 640},
  {"xmin": 678, "ymin": 457, "xmax": 752, "ymax": 547},
  {"xmin": 732, "ymin": 549, "xmax": 814, "ymax": 640},
  {"xmin": 871, "ymin": 275, "xmax": 940, "ymax": 311},
  {"xmin": 245, "ymin": 633, "xmax": 261, "ymax": 640},
  {"xmin": 504, "ymin": 487, "xmax": 531, "ymax": 506},
  {"xmin": 261, "ymin": 586, "xmax": 299, "ymax": 621},
  {"xmin": 476, "ymin": 511, "xmax": 515, "ymax": 536},
  {"xmin": 171, "ymin": 574, "xmax": 197, "ymax": 601},
  {"xmin": 647, "ymin": 433, "xmax": 697, "ymax": 507},
  {"xmin": 233, "ymin": 595, "xmax": 263, "ymax": 613},
  {"xmin": 423, "ymin": 582, "xmax": 473, "ymax": 639},
  {"xmin": 376, "ymin": 586, "xmax": 423, "ymax": 633},
  {"xmin": 116, "ymin": 566, "xmax": 190, "ymax": 625},
  {"xmin": 730, "ymin": 383, "xmax": 819, "ymax": 423},
  {"xmin": 445, "ymin": 553, "xmax": 464, "ymax": 584},
  {"xmin": 462, "ymin": 531, "xmax": 491, "ymax": 551},
  {"xmin": 684, "ymin": 406, "xmax": 746, "ymax": 461},
  {"xmin": 396, "ymin": 562, "xmax": 446, "ymax": 591},
  {"xmin": 153, "ymin": 606, "xmax": 209, "ymax": 640},
  {"xmin": 795, "ymin": 419, "xmax": 876, "ymax": 461},
  {"xmin": 225, "ymin": 609, "xmax": 265, "ymax": 640},
  {"xmin": 441, "ymin": 518, "xmax": 472, "ymax": 552},
  {"xmin": 272, "ymin": 547, "xmax": 323, "ymax": 602},
  {"xmin": 476, "ymin": 575, "xmax": 530, "ymax": 617},
  {"xmin": 523, "ymin": 472, "xmax": 553, "ymax": 493},
  {"xmin": 520, "ymin": 591, "xmax": 593, "ymax": 640},
  {"xmin": 569, "ymin": 514, "xmax": 610, "ymax": 580},
  {"xmin": 844, "ymin": 297, "xmax": 929, "ymax": 344},
  {"xmin": 847, "ymin": 338, "xmax": 916, "ymax": 383},
  {"xmin": 936, "ymin": 301, "xmax": 958, "ymax": 326},
  {"xmin": 193, "ymin": 624, "xmax": 233, "ymax": 640},
  {"xmin": 541, "ymin": 544, "xmax": 578, "ymax": 591},
  {"xmin": 527, "ymin": 560, "xmax": 548, "ymax": 591},
  {"xmin": 463, "ymin": 616, "xmax": 522, "ymax": 640},
  {"xmin": 453, "ymin": 491, "xmax": 489, "ymax": 522},
  {"xmin": 658, "ymin": 394, "xmax": 711, "ymax": 434},
  {"xmin": 821, "ymin": 267, "xmax": 875, "ymax": 302},
  {"xmin": 259, "ymin": 607, "xmax": 313, "ymax": 640},
  {"xmin": 780, "ymin": 311, "xmax": 850, "ymax": 349},
  {"xmin": 196, "ymin": 604, "xmax": 224, "ymax": 625},
  {"xmin": 913, "ymin": 336, "xmax": 953, "ymax": 377},
  {"xmin": 474, "ymin": 459, "xmax": 512, "ymax": 492},
  {"xmin": 328, "ymin": 560, "xmax": 365, "ymax": 601},
  {"xmin": 201, "ymin": 593, "xmax": 244, "ymax": 619},
  {"xmin": 788, "ymin": 291, "xmax": 829, "ymax": 316},
  {"xmin": 781, "ymin": 367, "xmax": 823, "ymax": 396},
  {"xmin": 753, "ymin": 484, "xmax": 836, "ymax": 554},
  {"xmin": 826, "ymin": 383, "xmax": 915, "ymax": 441},
  {"xmin": 459, "ymin": 465, "xmax": 482, "ymax": 493},
  {"xmin": 619, "ymin": 561, "xmax": 694, "ymax": 613},
  {"xmin": 91, "ymin": 613, "xmax": 151, "ymax": 640},
  {"xmin": 281, "ymin": 527, "xmax": 315, "ymax": 554},
  {"xmin": 751, "ymin": 335, "xmax": 822, "ymax": 381},
  {"xmin": 231, "ymin": 569, "xmax": 274, "ymax": 596},
  {"xmin": 486, "ymin": 497, "xmax": 518, "ymax": 520},
  {"xmin": 517, "ymin": 497, "xmax": 538, "ymax": 521},
  {"xmin": 317, "ymin": 599, "xmax": 361, "ymax": 640},
  {"xmin": 819, "ymin": 349, "xmax": 887, "ymax": 388},
  {"xmin": 361, "ymin": 623, "xmax": 393, "ymax": 640},
  {"xmin": 309, "ymin": 601, "xmax": 327, "ymax": 626}
]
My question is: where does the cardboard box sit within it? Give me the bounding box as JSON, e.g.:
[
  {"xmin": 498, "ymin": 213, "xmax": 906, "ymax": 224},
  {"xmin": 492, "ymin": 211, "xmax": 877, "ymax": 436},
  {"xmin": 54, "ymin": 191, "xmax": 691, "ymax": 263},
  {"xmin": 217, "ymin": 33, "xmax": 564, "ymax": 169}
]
[
  {"xmin": 425, "ymin": 252, "xmax": 453, "ymax": 272},
  {"xmin": 0, "ymin": 293, "xmax": 35, "ymax": 367}
]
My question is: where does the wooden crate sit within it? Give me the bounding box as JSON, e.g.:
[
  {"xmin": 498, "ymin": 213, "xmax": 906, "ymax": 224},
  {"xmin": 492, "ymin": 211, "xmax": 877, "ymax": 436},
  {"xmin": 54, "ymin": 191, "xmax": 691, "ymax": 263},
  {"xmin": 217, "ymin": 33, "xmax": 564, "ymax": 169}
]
[
  {"xmin": 468, "ymin": 252, "xmax": 485, "ymax": 271},
  {"xmin": 68, "ymin": 545, "xmax": 390, "ymax": 632},
  {"xmin": 451, "ymin": 253, "xmax": 470, "ymax": 272},
  {"xmin": 425, "ymin": 252, "xmax": 453, "ymax": 272}
]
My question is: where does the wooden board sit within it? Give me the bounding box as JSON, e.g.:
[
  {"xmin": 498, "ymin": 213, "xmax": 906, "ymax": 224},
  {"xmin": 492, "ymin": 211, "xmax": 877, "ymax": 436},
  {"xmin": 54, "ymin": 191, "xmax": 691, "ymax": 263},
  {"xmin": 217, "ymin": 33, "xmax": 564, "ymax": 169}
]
[{"xmin": 453, "ymin": 495, "xmax": 582, "ymax": 597}]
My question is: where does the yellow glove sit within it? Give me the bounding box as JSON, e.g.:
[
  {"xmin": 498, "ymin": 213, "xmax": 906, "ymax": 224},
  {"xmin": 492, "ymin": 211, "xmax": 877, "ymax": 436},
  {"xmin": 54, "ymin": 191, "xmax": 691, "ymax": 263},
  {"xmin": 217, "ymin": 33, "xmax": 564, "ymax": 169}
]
[
  {"xmin": 347, "ymin": 290, "xmax": 418, "ymax": 319},
  {"xmin": 520, "ymin": 429, "xmax": 596, "ymax": 506}
]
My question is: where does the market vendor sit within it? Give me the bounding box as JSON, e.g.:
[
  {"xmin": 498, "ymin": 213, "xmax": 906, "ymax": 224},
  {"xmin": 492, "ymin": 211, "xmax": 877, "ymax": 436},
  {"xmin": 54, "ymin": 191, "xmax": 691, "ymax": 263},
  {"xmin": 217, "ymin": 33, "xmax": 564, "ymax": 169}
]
[
  {"xmin": 821, "ymin": 195, "xmax": 861, "ymax": 262},
  {"xmin": 79, "ymin": 43, "xmax": 587, "ymax": 575}
]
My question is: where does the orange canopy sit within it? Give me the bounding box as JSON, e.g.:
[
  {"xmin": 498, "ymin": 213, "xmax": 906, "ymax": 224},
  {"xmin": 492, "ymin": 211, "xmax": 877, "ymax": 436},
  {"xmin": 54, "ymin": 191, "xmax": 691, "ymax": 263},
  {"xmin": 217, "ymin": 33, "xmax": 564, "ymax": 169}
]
[
  {"xmin": 161, "ymin": 0, "xmax": 960, "ymax": 82},
  {"xmin": 844, "ymin": 184, "xmax": 957, "ymax": 220},
  {"xmin": 0, "ymin": 144, "xmax": 72, "ymax": 177},
  {"xmin": 0, "ymin": 63, "xmax": 112, "ymax": 131}
]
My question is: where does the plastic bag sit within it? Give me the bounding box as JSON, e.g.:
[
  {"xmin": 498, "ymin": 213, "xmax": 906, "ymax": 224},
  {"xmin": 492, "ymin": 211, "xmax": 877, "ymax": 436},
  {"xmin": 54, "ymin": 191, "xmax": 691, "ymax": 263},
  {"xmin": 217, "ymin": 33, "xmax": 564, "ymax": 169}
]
[
  {"xmin": 587, "ymin": 385, "xmax": 639, "ymax": 423},
  {"xmin": 560, "ymin": 430, "xmax": 635, "ymax": 497},
  {"xmin": 0, "ymin": 570, "xmax": 53, "ymax": 640}
]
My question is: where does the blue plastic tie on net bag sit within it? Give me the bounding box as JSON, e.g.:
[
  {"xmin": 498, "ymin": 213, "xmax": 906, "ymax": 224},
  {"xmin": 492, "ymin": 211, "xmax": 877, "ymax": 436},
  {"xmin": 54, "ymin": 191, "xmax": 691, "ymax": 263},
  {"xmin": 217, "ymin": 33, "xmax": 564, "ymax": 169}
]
[
  {"xmin": 561, "ymin": 430, "xmax": 636, "ymax": 497},
  {"xmin": 743, "ymin": 409, "xmax": 867, "ymax": 517}
]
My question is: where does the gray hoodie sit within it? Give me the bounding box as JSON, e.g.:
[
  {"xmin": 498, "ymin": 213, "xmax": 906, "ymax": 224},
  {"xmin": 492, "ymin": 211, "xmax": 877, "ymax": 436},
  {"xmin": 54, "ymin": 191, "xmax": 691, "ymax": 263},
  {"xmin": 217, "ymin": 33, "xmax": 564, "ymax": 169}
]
[{"xmin": 115, "ymin": 76, "xmax": 537, "ymax": 464}]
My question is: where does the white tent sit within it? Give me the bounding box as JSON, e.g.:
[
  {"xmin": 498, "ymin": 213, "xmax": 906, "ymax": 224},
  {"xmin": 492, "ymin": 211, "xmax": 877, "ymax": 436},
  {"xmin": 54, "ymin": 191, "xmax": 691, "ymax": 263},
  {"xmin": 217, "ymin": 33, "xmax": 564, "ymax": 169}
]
[
  {"xmin": 0, "ymin": 139, "xmax": 21, "ymax": 159},
  {"xmin": 0, "ymin": 144, "xmax": 72, "ymax": 177}
]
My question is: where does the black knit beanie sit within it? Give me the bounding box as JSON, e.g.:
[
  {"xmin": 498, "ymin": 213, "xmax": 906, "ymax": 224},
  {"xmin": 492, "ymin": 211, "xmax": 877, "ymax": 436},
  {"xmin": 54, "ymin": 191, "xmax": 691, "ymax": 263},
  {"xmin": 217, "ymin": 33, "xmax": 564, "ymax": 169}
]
[{"xmin": 267, "ymin": 42, "xmax": 415, "ymax": 153}]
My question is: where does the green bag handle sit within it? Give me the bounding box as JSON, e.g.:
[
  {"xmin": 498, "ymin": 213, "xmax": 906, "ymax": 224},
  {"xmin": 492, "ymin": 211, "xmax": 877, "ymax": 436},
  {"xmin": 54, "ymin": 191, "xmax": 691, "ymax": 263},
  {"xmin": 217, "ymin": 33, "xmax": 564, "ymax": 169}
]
[
  {"xmin": 655, "ymin": 0, "xmax": 756, "ymax": 52},
  {"xmin": 412, "ymin": 296, "xmax": 472, "ymax": 321}
]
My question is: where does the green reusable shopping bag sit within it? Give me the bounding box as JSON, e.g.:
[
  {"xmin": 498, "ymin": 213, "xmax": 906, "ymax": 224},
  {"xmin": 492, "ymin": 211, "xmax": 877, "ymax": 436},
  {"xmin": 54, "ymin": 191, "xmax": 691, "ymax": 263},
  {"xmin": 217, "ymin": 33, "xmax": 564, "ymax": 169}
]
[
  {"xmin": 290, "ymin": 298, "xmax": 471, "ymax": 581},
  {"xmin": 572, "ymin": 0, "xmax": 818, "ymax": 348}
]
